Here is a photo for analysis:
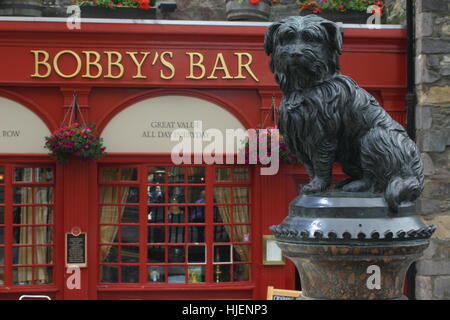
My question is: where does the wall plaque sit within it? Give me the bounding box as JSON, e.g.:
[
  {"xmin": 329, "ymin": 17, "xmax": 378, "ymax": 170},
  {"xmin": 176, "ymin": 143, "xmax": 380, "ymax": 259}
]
[{"xmin": 65, "ymin": 232, "xmax": 87, "ymax": 267}]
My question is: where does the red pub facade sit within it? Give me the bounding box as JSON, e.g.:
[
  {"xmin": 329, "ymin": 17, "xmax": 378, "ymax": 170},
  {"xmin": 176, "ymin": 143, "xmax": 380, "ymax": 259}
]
[{"xmin": 0, "ymin": 18, "xmax": 407, "ymax": 300}]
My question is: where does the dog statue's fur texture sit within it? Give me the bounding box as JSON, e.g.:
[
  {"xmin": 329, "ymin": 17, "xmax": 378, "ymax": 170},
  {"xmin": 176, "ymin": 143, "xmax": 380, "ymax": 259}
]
[{"xmin": 264, "ymin": 15, "xmax": 424, "ymax": 212}]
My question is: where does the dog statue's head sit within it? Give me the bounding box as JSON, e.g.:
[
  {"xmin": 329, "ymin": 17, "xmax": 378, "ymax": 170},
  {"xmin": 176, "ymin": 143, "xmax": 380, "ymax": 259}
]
[{"xmin": 264, "ymin": 15, "xmax": 343, "ymax": 92}]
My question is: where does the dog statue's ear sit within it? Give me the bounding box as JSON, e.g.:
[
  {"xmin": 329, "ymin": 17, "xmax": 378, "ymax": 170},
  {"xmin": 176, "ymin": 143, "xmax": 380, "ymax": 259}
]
[
  {"xmin": 321, "ymin": 21, "xmax": 343, "ymax": 54},
  {"xmin": 264, "ymin": 21, "xmax": 282, "ymax": 55}
]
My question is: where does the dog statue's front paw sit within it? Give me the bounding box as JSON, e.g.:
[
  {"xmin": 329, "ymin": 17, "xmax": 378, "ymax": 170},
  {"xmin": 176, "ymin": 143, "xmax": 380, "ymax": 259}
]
[{"xmin": 302, "ymin": 178, "xmax": 329, "ymax": 194}]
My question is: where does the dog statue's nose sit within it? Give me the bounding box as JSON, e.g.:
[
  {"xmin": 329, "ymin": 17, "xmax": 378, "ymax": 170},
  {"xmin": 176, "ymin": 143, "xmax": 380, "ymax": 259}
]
[{"xmin": 290, "ymin": 52, "xmax": 302, "ymax": 58}]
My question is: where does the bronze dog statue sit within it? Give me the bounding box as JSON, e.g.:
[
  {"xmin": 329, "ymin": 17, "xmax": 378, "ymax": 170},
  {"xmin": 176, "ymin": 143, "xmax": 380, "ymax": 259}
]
[{"xmin": 264, "ymin": 15, "xmax": 424, "ymax": 212}]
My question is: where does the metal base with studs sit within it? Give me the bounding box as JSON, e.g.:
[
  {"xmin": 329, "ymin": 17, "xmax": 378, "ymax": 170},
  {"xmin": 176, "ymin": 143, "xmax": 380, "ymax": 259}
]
[{"xmin": 271, "ymin": 192, "xmax": 435, "ymax": 300}]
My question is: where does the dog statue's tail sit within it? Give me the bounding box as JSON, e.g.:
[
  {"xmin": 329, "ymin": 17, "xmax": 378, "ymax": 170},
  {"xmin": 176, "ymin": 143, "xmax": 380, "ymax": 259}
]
[{"xmin": 385, "ymin": 176, "xmax": 422, "ymax": 213}]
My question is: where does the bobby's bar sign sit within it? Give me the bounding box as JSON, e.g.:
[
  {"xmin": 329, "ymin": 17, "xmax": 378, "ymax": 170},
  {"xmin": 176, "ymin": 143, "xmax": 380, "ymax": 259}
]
[
  {"xmin": 66, "ymin": 232, "xmax": 87, "ymax": 267},
  {"xmin": 30, "ymin": 49, "xmax": 260, "ymax": 83}
]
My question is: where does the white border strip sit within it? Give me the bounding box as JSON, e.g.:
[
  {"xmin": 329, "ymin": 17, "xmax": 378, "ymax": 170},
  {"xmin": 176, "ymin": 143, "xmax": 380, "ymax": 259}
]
[{"xmin": 0, "ymin": 16, "xmax": 405, "ymax": 29}]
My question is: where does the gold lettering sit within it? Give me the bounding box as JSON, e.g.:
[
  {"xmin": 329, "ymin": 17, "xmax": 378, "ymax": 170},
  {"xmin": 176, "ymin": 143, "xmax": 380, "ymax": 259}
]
[
  {"xmin": 160, "ymin": 51, "xmax": 175, "ymax": 80},
  {"xmin": 104, "ymin": 51, "xmax": 124, "ymax": 79},
  {"xmin": 126, "ymin": 52, "xmax": 151, "ymax": 79},
  {"xmin": 53, "ymin": 50, "xmax": 82, "ymax": 79},
  {"xmin": 82, "ymin": 51, "xmax": 103, "ymax": 79},
  {"xmin": 186, "ymin": 52, "xmax": 206, "ymax": 80},
  {"xmin": 234, "ymin": 52, "xmax": 259, "ymax": 83},
  {"xmin": 207, "ymin": 53, "xmax": 233, "ymax": 80},
  {"xmin": 31, "ymin": 50, "xmax": 51, "ymax": 78}
]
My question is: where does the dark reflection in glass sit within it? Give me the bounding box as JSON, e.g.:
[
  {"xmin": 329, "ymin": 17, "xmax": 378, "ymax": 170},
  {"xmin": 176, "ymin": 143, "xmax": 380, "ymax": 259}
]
[
  {"xmin": 121, "ymin": 246, "xmax": 139, "ymax": 263},
  {"xmin": 188, "ymin": 245, "xmax": 205, "ymax": 264},
  {"xmin": 121, "ymin": 226, "xmax": 139, "ymax": 243},
  {"xmin": 168, "ymin": 246, "xmax": 185, "ymax": 263},
  {"xmin": 35, "ymin": 168, "xmax": 53, "ymax": 183},
  {"xmin": 214, "ymin": 226, "xmax": 230, "ymax": 242},
  {"xmin": 101, "ymin": 245, "xmax": 118, "ymax": 263},
  {"xmin": 148, "ymin": 246, "xmax": 165, "ymax": 263},
  {"xmin": 188, "ymin": 187, "xmax": 204, "ymax": 204},
  {"xmin": 0, "ymin": 207, "xmax": 3, "ymax": 224},
  {"xmin": 188, "ymin": 226, "xmax": 205, "ymax": 243},
  {"xmin": 168, "ymin": 226, "xmax": 185, "ymax": 243},
  {"xmin": 125, "ymin": 187, "xmax": 139, "ymax": 203},
  {"xmin": 122, "ymin": 266, "xmax": 139, "ymax": 283},
  {"xmin": 148, "ymin": 226, "xmax": 165, "ymax": 243},
  {"xmin": 214, "ymin": 245, "xmax": 231, "ymax": 263},
  {"xmin": 0, "ymin": 227, "xmax": 3, "ymax": 245},
  {"xmin": 100, "ymin": 266, "xmax": 118, "ymax": 283},
  {"xmin": 0, "ymin": 187, "xmax": 3, "ymax": 204},
  {"xmin": 14, "ymin": 168, "xmax": 32, "ymax": 182}
]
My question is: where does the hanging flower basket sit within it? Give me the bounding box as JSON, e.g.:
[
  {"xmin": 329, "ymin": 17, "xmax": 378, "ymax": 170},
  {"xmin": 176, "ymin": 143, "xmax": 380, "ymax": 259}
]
[
  {"xmin": 45, "ymin": 122, "xmax": 106, "ymax": 163},
  {"xmin": 77, "ymin": 0, "xmax": 157, "ymax": 19},
  {"xmin": 240, "ymin": 127, "xmax": 298, "ymax": 165}
]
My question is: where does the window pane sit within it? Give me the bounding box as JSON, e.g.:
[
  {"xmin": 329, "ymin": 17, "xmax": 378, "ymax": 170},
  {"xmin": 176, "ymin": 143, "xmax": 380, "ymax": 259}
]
[
  {"xmin": 148, "ymin": 206, "xmax": 165, "ymax": 223},
  {"xmin": 122, "ymin": 266, "xmax": 140, "ymax": 283},
  {"xmin": 101, "ymin": 168, "xmax": 119, "ymax": 181},
  {"xmin": 125, "ymin": 187, "xmax": 139, "ymax": 203},
  {"xmin": 0, "ymin": 167, "xmax": 4, "ymax": 183},
  {"xmin": 121, "ymin": 226, "xmax": 139, "ymax": 243},
  {"xmin": 121, "ymin": 206, "xmax": 139, "ymax": 223},
  {"xmin": 148, "ymin": 186, "xmax": 165, "ymax": 203},
  {"xmin": 121, "ymin": 246, "xmax": 139, "ymax": 263},
  {"xmin": 13, "ymin": 187, "xmax": 32, "ymax": 204},
  {"xmin": 35, "ymin": 168, "xmax": 53, "ymax": 183},
  {"xmin": 214, "ymin": 264, "xmax": 230, "ymax": 283},
  {"xmin": 188, "ymin": 245, "xmax": 205, "ymax": 264},
  {"xmin": 188, "ymin": 206, "xmax": 205, "ymax": 223},
  {"xmin": 234, "ymin": 264, "xmax": 250, "ymax": 281},
  {"xmin": 14, "ymin": 168, "xmax": 32, "ymax": 182},
  {"xmin": 168, "ymin": 226, "xmax": 185, "ymax": 243},
  {"xmin": 0, "ymin": 228, "xmax": 3, "ymax": 245},
  {"xmin": 148, "ymin": 167, "xmax": 166, "ymax": 184},
  {"xmin": 100, "ymin": 206, "xmax": 120, "ymax": 224},
  {"xmin": 188, "ymin": 226, "xmax": 205, "ymax": 243},
  {"xmin": 188, "ymin": 266, "xmax": 205, "ymax": 283},
  {"xmin": 0, "ymin": 247, "xmax": 3, "ymax": 264},
  {"xmin": 168, "ymin": 266, "xmax": 185, "ymax": 283},
  {"xmin": 234, "ymin": 225, "xmax": 251, "ymax": 242},
  {"xmin": 100, "ymin": 226, "xmax": 119, "ymax": 243},
  {"xmin": 148, "ymin": 226, "xmax": 165, "ymax": 243},
  {"xmin": 35, "ymin": 207, "xmax": 53, "ymax": 224},
  {"xmin": 35, "ymin": 226, "xmax": 53, "ymax": 244},
  {"xmin": 0, "ymin": 187, "xmax": 3, "ymax": 204},
  {"xmin": 13, "ymin": 227, "xmax": 33, "ymax": 244},
  {"xmin": 168, "ymin": 206, "xmax": 185, "ymax": 223},
  {"xmin": 35, "ymin": 246, "xmax": 53, "ymax": 264},
  {"xmin": 148, "ymin": 266, "xmax": 165, "ymax": 283},
  {"xmin": 35, "ymin": 266, "xmax": 53, "ymax": 284},
  {"xmin": 234, "ymin": 168, "xmax": 249, "ymax": 182},
  {"xmin": 216, "ymin": 168, "xmax": 231, "ymax": 182},
  {"xmin": 148, "ymin": 245, "xmax": 165, "ymax": 263},
  {"xmin": 0, "ymin": 207, "xmax": 3, "ymax": 224},
  {"xmin": 168, "ymin": 167, "xmax": 184, "ymax": 183},
  {"xmin": 188, "ymin": 167, "xmax": 205, "ymax": 183},
  {"xmin": 168, "ymin": 186, "xmax": 185, "ymax": 203},
  {"xmin": 234, "ymin": 206, "xmax": 250, "ymax": 223},
  {"xmin": 214, "ymin": 187, "xmax": 231, "ymax": 203},
  {"xmin": 214, "ymin": 245, "xmax": 231, "ymax": 263},
  {"xmin": 13, "ymin": 246, "xmax": 32, "ymax": 265},
  {"xmin": 214, "ymin": 225, "xmax": 230, "ymax": 242},
  {"xmin": 234, "ymin": 245, "xmax": 250, "ymax": 262},
  {"xmin": 168, "ymin": 246, "xmax": 185, "ymax": 263},
  {"xmin": 99, "ymin": 186, "xmax": 120, "ymax": 204},
  {"xmin": 13, "ymin": 267, "xmax": 32, "ymax": 285},
  {"xmin": 100, "ymin": 265, "xmax": 118, "ymax": 283},
  {"xmin": 233, "ymin": 187, "xmax": 249, "ymax": 203},
  {"xmin": 35, "ymin": 187, "xmax": 54, "ymax": 204},
  {"xmin": 121, "ymin": 168, "xmax": 138, "ymax": 181},
  {"xmin": 188, "ymin": 187, "xmax": 205, "ymax": 204},
  {"xmin": 13, "ymin": 207, "xmax": 32, "ymax": 224},
  {"xmin": 100, "ymin": 245, "xmax": 118, "ymax": 263}
]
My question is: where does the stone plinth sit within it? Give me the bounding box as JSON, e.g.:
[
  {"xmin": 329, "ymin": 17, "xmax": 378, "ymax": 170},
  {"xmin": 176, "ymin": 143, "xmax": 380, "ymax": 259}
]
[{"xmin": 271, "ymin": 192, "xmax": 436, "ymax": 300}]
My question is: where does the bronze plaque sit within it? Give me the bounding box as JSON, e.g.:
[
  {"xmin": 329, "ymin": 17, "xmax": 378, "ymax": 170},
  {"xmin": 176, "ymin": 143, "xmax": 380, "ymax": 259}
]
[{"xmin": 65, "ymin": 232, "xmax": 87, "ymax": 267}]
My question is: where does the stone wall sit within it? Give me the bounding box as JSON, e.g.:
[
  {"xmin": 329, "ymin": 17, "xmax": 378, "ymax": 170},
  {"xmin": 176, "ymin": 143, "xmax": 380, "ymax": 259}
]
[{"xmin": 415, "ymin": 0, "xmax": 450, "ymax": 300}]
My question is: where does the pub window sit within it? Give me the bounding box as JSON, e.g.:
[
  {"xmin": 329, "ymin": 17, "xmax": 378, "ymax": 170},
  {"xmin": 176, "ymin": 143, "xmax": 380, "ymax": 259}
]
[
  {"xmin": 98, "ymin": 165, "xmax": 251, "ymax": 285},
  {"xmin": 0, "ymin": 166, "xmax": 55, "ymax": 286}
]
